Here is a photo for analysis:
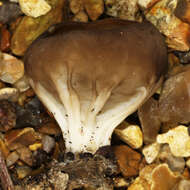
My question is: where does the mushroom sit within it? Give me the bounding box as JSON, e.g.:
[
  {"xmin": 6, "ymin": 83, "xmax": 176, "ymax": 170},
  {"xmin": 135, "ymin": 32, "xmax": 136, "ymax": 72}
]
[{"xmin": 24, "ymin": 18, "xmax": 167, "ymax": 154}]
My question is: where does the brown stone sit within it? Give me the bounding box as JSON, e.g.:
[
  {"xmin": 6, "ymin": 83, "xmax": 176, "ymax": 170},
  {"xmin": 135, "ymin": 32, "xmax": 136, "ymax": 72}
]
[
  {"xmin": 0, "ymin": 138, "xmax": 9, "ymax": 158},
  {"xmin": 5, "ymin": 128, "xmax": 37, "ymax": 149},
  {"xmin": 16, "ymin": 165, "xmax": 32, "ymax": 179},
  {"xmin": 17, "ymin": 146, "xmax": 33, "ymax": 166},
  {"xmin": 37, "ymin": 121, "xmax": 61, "ymax": 136},
  {"xmin": 11, "ymin": 0, "xmax": 65, "ymax": 55},
  {"xmin": 138, "ymin": 97, "xmax": 161, "ymax": 144},
  {"xmin": 114, "ymin": 145, "xmax": 141, "ymax": 178},
  {"xmin": 151, "ymin": 164, "xmax": 182, "ymax": 190},
  {"xmin": 174, "ymin": 0, "xmax": 190, "ymax": 24},
  {"xmin": 0, "ymin": 26, "xmax": 11, "ymax": 52},
  {"xmin": 6, "ymin": 151, "xmax": 19, "ymax": 167}
]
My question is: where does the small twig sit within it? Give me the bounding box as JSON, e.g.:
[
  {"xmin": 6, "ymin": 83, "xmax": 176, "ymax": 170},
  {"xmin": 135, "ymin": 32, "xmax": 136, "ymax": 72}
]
[{"xmin": 0, "ymin": 150, "xmax": 14, "ymax": 190}]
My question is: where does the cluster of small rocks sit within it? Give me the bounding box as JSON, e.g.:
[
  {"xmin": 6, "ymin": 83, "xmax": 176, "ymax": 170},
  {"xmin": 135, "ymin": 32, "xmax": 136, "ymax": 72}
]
[{"xmin": 0, "ymin": 0, "xmax": 190, "ymax": 189}]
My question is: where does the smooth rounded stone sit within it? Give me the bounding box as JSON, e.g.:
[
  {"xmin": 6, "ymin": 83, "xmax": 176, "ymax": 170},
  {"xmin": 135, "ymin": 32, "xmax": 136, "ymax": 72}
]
[
  {"xmin": 157, "ymin": 125, "xmax": 190, "ymax": 157},
  {"xmin": 158, "ymin": 145, "xmax": 185, "ymax": 173},
  {"xmin": 69, "ymin": 0, "xmax": 84, "ymax": 14},
  {"xmin": 0, "ymin": 53, "xmax": 24, "ymax": 84},
  {"xmin": 114, "ymin": 122, "xmax": 143, "ymax": 149},
  {"xmin": 105, "ymin": 0, "xmax": 142, "ymax": 21},
  {"xmin": 19, "ymin": 0, "xmax": 51, "ymax": 18},
  {"xmin": 42, "ymin": 135, "xmax": 55, "ymax": 153},
  {"xmin": 142, "ymin": 142, "xmax": 160, "ymax": 164},
  {"xmin": 13, "ymin": 75, "xmax": 30, "ymax": 92}
]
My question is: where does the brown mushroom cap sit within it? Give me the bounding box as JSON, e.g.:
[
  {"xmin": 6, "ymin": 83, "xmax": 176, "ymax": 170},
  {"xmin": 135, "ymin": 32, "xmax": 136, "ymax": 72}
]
[{"xmin": 24, "ymin": 18, "xmax": 167, "ymax": 153}]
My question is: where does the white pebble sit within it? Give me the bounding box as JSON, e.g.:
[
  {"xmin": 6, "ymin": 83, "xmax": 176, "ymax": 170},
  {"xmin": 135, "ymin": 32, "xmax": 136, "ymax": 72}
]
[
  {"xmin": 157, "ymin": 125, "xmax": 190, "ymax": 157},
  {"xmin": 142, "ymin": 142, "xmax": 160, "ymax": 164},
  {"xmin": 19, "ymin": 0, "xmax": 51, "ymax": 18},
  {"xmin": 115, "ymin": 122, "xmax": 143, "ymax": 149}
]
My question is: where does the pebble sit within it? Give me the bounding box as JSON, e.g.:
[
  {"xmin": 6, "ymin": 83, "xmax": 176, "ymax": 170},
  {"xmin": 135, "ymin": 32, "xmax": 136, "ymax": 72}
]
[
  {"xmin": 42, "ymin": 135, "xmax": 55, "ymax": 153},
  {"xmin": 157, "ymin": 125, "xmax": 190, "ymax": 157},
  {"xmin": 114, "ymin": 122, "xmax": 143, "ymax": 149},
  {"xmin": 19, "ymin": 0, "xmax": 51, "ymax": 18},
  {"xmin": 5, "ymin": 127, "xmax": 37, "ymax": 149},
  {"xmin": 0, "ymin": 0, "xmax": 22, "ymax": 24},
  {"xmin": 0, "ymin": 138, "xmax": 10, "ymax": 158},
  {"xmin": 6, "ymin": 151, "xmax": 19, "ymax": 167},
  {"xmin": 151, "ymin": 164, "xmax": 182, "ymax": 190},
  {"xmin": 128, "ymin": 164, "xmax": 182, "ymax": 190},
  {"xmin": 142, "ymin": 142, "xmax": 160, "ymax": 164},
  {"xmin": 114, "ymin": 145, "xmax": 141, "ymax": 178},
  {"xmin": 138, "ymin": 97, "xmax": 161, "ymax": 144},
  {"xmin": 138, "ymin": 0, "xmax": 160, "ymax": 9},
  {"xmin": 11, "ymin": 0, "xmax": 65, "ymax": 55},
  {"xmin": 69, "ymin": 0, "xmax": 84, "ymax": 14},
  {"xmin": 29, "ymin": 143, "xmax": 42, "ymax": 151},
  {"xmin": 13, "ymin": 75, "xmax": 30, "ymax": 92},
  {"xmin": 158, "ymin": 145, "xmax": 185, "ymax": 173},
  {"xmin": 0, "ymin": 100, "xmax": 16, "ymax": 132},
  {"xmin": 177, "ymin": 179, "xmax": 190, "ymax": 190},
  {"xmin": 16, "ymin": 165, "xmax": 32, "ymax": 179},
  {"xmin": 37, "ymin": 121, "xmax": 61, "ymax": 136},
  {"xmin": 113, "ymin": 177, "xmax": 129, "ymax": 188},
  {"xmin": 17, "ymin": 146, "xmax": 33, "ymax": 166},
  {"xmin": 83, "ymin": 0, "xmax": 104, "ymax": 20},
  {"xmin": 72, "ymin": 11, "xmax": 89, "ymax": 22},
  {"xmin": 145, "ymin": 0, "xmax": 190, "ymax": 51},
  {"xmin": 0, "ymin": 26, "xmax": 11, "ymax": 52},
  {"xmin": 0, "ymin": 88, "xmax": 19, "ymax": 102},
  {"xmin": 0, "ymin": 52, "xmax": 24, "ymax": 84},
  {"xmin": 105, "ymin": 0, "xmax": 142, "ymax": 21}
]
